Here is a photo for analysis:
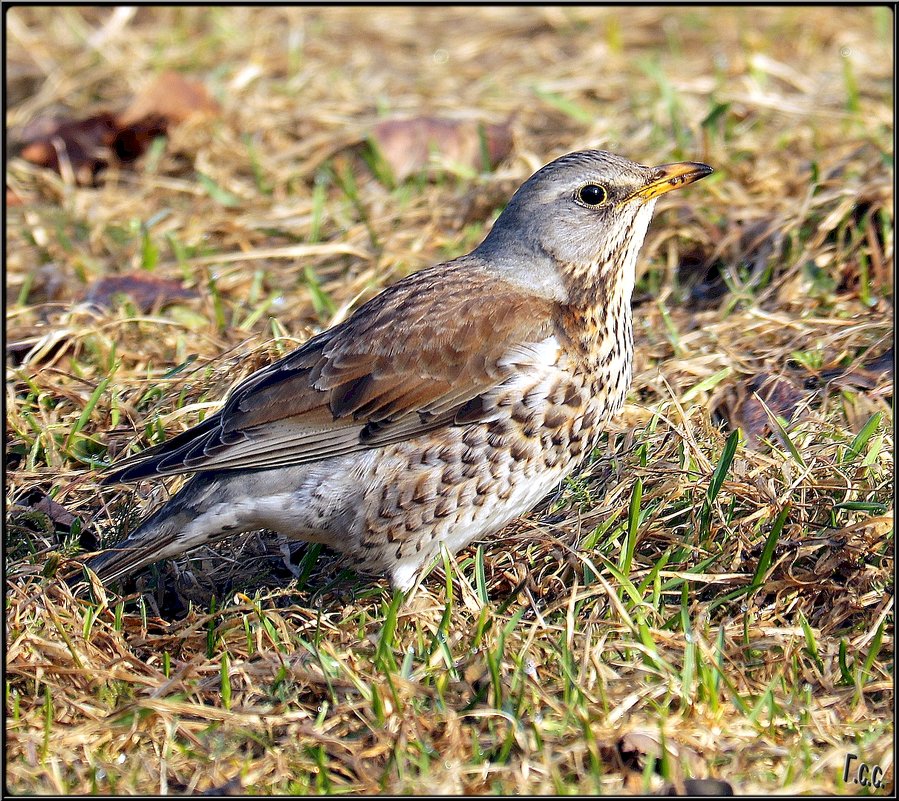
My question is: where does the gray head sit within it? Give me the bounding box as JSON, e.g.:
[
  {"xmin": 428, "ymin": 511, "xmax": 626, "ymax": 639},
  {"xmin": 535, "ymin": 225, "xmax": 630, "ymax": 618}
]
[{"xmin": 476, "ymin": 150, "xmax": 713, "ymax": 302}]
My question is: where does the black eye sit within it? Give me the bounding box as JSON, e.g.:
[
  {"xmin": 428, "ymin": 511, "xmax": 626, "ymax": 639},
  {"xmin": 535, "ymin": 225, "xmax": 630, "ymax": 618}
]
[{"xmin": 578, "ymin": 184, "xmax": 607, "ymax": 206}]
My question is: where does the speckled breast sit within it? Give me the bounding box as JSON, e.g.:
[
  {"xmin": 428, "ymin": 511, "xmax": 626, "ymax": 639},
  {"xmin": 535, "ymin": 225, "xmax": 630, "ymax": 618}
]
[{"xmin": 350, "ymin": 336, "xmax": 629, "ymax": 578}]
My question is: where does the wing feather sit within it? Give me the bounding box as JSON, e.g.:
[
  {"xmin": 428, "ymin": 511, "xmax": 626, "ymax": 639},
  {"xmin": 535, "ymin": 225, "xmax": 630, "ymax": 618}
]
[{"xmin": 102, "ymin": 258, "xmax": 557, "ymax": 482}]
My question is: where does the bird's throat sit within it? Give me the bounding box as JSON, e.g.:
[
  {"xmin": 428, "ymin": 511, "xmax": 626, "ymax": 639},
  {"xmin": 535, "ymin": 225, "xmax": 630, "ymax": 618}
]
[
  {"xmin": 555, "ymin": 202, "xmax": 653, "ymax": 384},
  {"xmin": 558, "ymin": 282, "xmax": 633, "ymax": 378}
]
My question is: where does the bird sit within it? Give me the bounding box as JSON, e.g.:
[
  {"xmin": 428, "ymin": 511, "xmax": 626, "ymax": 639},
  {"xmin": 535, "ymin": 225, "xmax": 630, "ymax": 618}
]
[{"xmin": 77, "ymin": 150, "xmax": 713, "ymax": 593}]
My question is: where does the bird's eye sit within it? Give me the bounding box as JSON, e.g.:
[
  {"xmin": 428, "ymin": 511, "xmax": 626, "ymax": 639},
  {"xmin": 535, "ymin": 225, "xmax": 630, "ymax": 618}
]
[{"xmin": 577, "ymin": 184, "xmax": 608, "ymax": 206}]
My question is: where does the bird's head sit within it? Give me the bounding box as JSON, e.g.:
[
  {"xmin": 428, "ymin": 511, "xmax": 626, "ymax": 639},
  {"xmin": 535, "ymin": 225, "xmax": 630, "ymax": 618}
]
[{"xmin": 477, "ymin": 150, "xmax": 713, "ymax": 304}]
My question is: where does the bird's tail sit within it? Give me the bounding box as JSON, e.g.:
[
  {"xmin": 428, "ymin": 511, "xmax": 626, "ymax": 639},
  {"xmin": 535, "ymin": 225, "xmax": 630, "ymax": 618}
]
[{"xmin": 68, "ymin": 476, "xmax": 213, "ymax": 589}]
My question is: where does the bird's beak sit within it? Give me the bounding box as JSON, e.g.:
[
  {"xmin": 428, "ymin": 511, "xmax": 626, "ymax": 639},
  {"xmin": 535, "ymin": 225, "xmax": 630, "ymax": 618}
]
[{"xmin": 624, "ymin": 161, "xmax": 714, "ymax": 205}]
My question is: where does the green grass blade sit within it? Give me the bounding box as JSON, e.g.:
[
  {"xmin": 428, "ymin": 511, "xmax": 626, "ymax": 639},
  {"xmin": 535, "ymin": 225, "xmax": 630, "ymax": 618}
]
[
  {"xmin": 842, "ymin": 412, "xmax": 882, "ymax": 463},
  {"xmin": 474, "ymin": 545, "xmax": 488, "ymax": 606},
  {"xmin": 196, "ymin": 172, "xmax": 241, "ymax": 207},
  {"xmin": 374, "ymin": 589, "xmax": 404, "ymax": 671},
  {"xmin": 860, "ymin": 619, "xmax": 886, "ymax": 684},
  {"xmin": 756, "ymin": 394, "xmax": 807, "ymax": 467},
  {"xmin": 700, "ymin": 429, "xmax": 739, "ymax": 540},
  {"xmin": 619, "ymin": 478, "xmax": 642, "ymax": 575},
  {"xmin": 750, "ymin": 506, "xmax": 790, "ymax": 589},
  {"xmin": 708, "ymin": 430, "xmax": 740, "ymax": 503},
  {"xmin": 64, "ymin": 377, "xmax": 110, "ymax": 452}
]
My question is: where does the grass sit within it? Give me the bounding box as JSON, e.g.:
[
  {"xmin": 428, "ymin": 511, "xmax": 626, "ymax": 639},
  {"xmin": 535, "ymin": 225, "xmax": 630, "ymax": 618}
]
[{"xmin": 5, "ymin": 6, "xmax": 894, "ymax": 795}]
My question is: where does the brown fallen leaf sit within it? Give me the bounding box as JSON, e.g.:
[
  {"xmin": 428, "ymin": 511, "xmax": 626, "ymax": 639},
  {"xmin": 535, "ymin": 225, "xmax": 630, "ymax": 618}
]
[
  {"xmin": 714, "ymin": 345, "xmax": 893, "ymax": 448},
  {"xmin": 19, "ymin": 112, "xmax": 120, "ymax": 186},
  {"xmin": 814, "ymin": 345, "xmax": 894, "ymax": 392},
  {"xmin": 83, "ymin": 273, "xmax": 199, "ymax": 312},
  {"xmin": 118, "ymin": 70, "xmax": 221, "ymax": 128},
  {"xmin": 25, "ymin": 492, "xmax": 78, "ymax": 529},
  {"xmin": 724, "ymin": 372, "xmax": 809, "ymax": 447},
  {"xmin": 7, "ymin": 490, "xmax": 96, "ymax": 567},
  {"xmin": 17, "ymin": 71, "xmax": 219, "ymax": 186},
  {"xmin": 370, "ymin": 116, "xmax": 513, "ymax": 183},
  {"xmin": 112, "ymin": 113, "xmax": 169, "ymax": 163}
]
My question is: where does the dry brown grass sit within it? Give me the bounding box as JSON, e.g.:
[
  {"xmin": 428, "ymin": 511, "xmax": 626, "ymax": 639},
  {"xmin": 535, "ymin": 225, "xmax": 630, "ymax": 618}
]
[{"xmin": 5, "ymin": 6, "xmax": 894, "ymax": 795}]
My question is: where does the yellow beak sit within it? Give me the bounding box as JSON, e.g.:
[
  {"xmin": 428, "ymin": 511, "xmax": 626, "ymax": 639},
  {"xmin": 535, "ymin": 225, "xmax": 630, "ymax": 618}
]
[{"xmin": 624, "ymin": 161, "xmax": 714, "ymax": 205}]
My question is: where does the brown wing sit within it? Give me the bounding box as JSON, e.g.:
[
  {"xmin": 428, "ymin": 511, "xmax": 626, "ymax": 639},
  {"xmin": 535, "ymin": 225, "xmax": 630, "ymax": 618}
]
[{"xmin": 103, "ymin": 258, "xmax": 556, "ymax": 483}]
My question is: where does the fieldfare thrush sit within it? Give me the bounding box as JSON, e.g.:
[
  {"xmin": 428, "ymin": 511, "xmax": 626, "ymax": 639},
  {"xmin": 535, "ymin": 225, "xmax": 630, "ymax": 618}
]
[{"xmin": 79, "ymin": 150, "xmax": 713, "ymax": 592}]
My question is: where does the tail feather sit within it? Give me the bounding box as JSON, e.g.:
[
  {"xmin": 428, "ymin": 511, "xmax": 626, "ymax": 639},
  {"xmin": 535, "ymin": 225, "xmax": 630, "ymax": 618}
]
[
  {"xmin": 71, "ymin": 509, "xmax": 190, "ymax": 590},
  {"xmin": 70, "ymin": 476, "xmax": 216, "ymax": 590}
]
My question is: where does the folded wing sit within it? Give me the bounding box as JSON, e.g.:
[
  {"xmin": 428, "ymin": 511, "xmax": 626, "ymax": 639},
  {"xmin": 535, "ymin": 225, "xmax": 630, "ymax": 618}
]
[{"xmin": 103, "ymin": 260, "xmax": 557, "ymax": 483}]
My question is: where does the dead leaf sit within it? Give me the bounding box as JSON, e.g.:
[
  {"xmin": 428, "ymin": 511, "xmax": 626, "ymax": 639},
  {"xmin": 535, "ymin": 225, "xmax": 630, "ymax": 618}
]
[
  {"xmin": 19, "ymin": 112, "xmax": 119, "ymax": 186},
  {"xmin": 27, "ymin": 493, "xmax": 78, "ymax": 528},
  {"xmin": 83, "ymin": 273, "xmax": 199, "ymax": 312},
  {"xmin": 7, "ymin": 491, "xmax": 93, "ymax": 562},
  {"xmin": 17, "ymin": 72, "xmax": 219, "ymax": 186},
  {"xmin": 715, "ymin": 345, "xmax": 893, "ymax": 447},
  {"xmin": 814, "ymin": 346, "xmax": 894, "ymax": 392},
  {"xmin": 713, "ymin": 372, "xmax": 808, "ymax": 447},
  {"xmin": 112, "ymin": 113, "xmax": 169, "ymax": 163},
  {"xmin": 370, "ymin": 116, "xmax": 513, "ymax": 183},
  {"xmin": 118, "ymin": 70, "xmax": 221, "ymax": 127}
]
